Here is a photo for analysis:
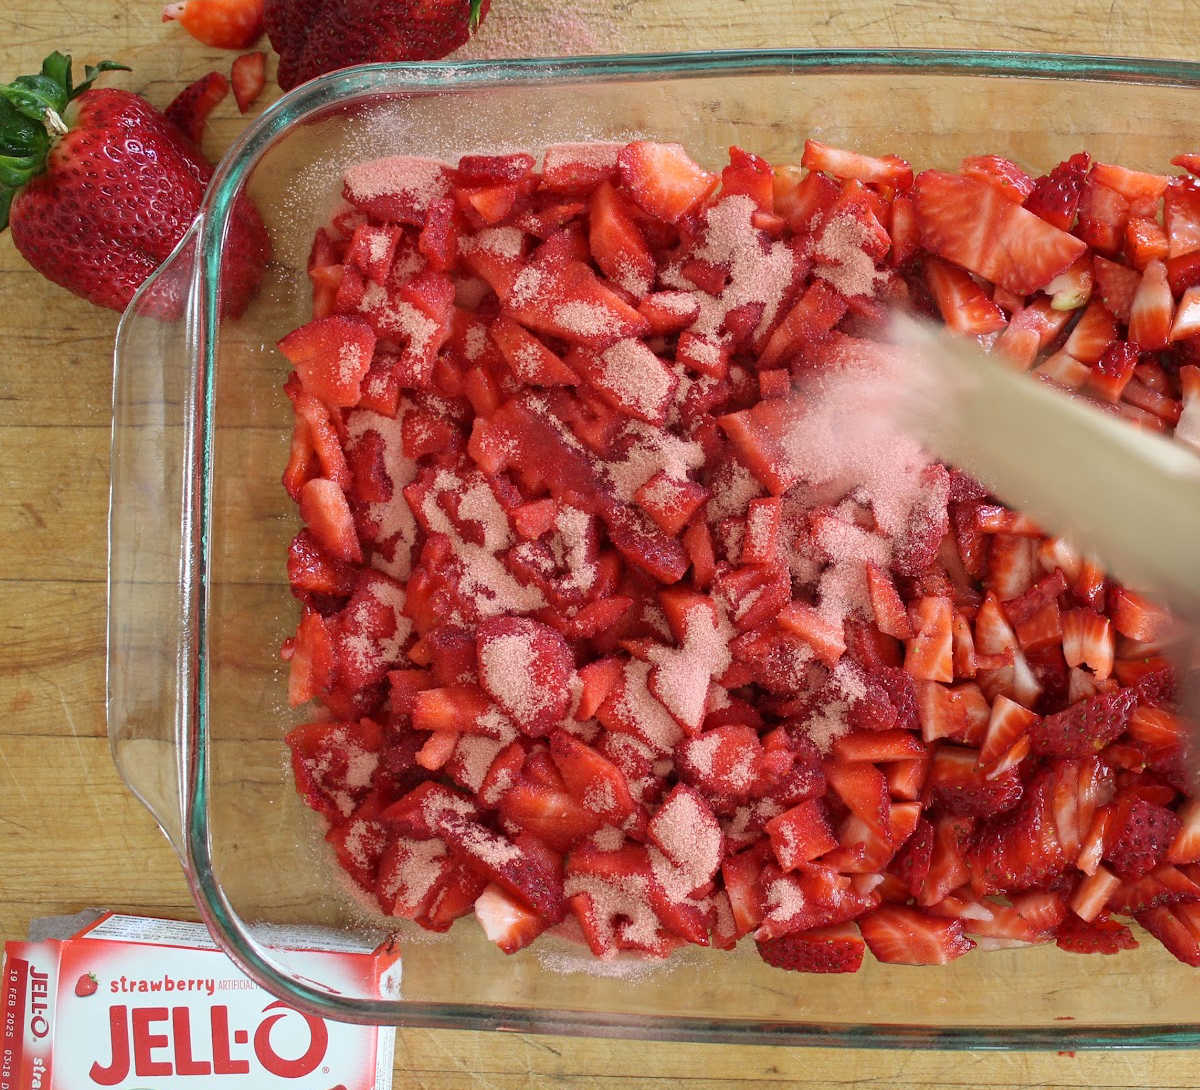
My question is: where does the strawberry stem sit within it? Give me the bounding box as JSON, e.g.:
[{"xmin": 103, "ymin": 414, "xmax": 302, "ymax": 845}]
[
  {"xmin": 469, "ymin": 0, "xmax": 485, "ymax": 32},
  {"xmin": 0, "ymin": 52, "xmax": 129, "ymax": 231}
]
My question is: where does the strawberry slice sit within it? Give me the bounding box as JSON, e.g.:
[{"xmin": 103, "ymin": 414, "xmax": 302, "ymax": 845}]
[
  {"xmin": 550, "ymin": 730, "xmax": 636, "ymax": 824},
  {"xmin": 299, "ymin": 478, "xmax": 362, "ymax": 563},
  {"xmin": 802, "ymin": 140, "xmax": 913, "ymax": 188},
  {"xmin": 978, "ymin": 694, "xmax": 1037, "ymax": 772},
  {"xmin": 164, "ymin": 71, "xmax": 228, "ymax": 145},
  {"xmin": 1164, "ymin": 176, "xmax": 1200, "ymax": 258},
  {"xmin": 617, "ymin": 141, "xmax": 718, "ymax": 224},
  {"xmin": 278, "ymin": 315, "xmax": 376, "ymax": 408},
  {"xmin": 915, "ymin": 170, "xmax": 1087, "ymax": 294},
  {"xmin": 1136, "ymin": 902, "xmax": 1200, "ymax": 966},
  {"xmin": 1169, "ymin": 799, "xmax": 1200, "ymax": 865},
  {"xmin": 928, "ymin": 743, "xmax": 1023, "ymax": 817},
  {"xmin": 490, "ymin": 313, "xmax": 578, "ymax": 386},
  {"xmin": 904, "ymin": 596, "xmax": 954, "ymax": 683},
  {"xmin": 824, "ymin": 761, "xmax": 890, "ymax": 836},
  {"xmin": 858, "ymin": 905, "xmax": 974, "ymax": 965},
  {"xmin": 961, "ymin": 155, "xmax": 1035, "ymax": 203},
  {"xmin": 286, "ymin": 718, "xmax": 381, "ymax": 821},
  {"xmin": 1062, "ymin": 298, "xmax": 1117, "ymax": 365},
  {"xmin": 764, "ymin": 798, "xmax": 838, "ymax": 870},
  {"xmin": 1060, "ymin": 608, "xmax": 1114, "ymax": 680},
  {"xmin": 541, "ymin": 142, "xmax": 622, "ymax": 194},
  {"xmin": 376, "ymin": 835, "xmax": 451, "ymax": 917},
  {"xmin": 570, "ymin": 338, "xmax": 677, "ymax": 425},
  {"xmin": 969, "ymin": 776, "xmax": 1065, "ymax": 893},
  {"xmin": 755, "ymin": 922, "xmax": 866, "ymax": 973}
]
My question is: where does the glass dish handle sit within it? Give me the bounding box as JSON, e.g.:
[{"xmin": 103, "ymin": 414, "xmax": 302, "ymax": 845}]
[{"xmin": 106, "ymin": 224, "xmax": 204, "ymax": 857}]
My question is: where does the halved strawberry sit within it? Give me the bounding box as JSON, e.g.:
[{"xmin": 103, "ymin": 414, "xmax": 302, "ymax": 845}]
[
  {"xmin": 858, "ymin": 905, "xmax": 974, "ymax": 965},
  {"xmin": 755, "ymin": 922, "xmax": 866, "ymax": 973},
  {"xmin": 915, "ymin": 170, "xmax": 1087, "ymax": 294},
  {"xmin": 617, "ymin": 141, "xmax": 718, "ymax": 224}
]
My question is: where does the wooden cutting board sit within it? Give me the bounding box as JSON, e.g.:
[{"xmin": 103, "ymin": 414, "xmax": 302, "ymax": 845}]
[{"xmin": 2, "ymin": 1, "xmax": 1198, "ymax": 1086}]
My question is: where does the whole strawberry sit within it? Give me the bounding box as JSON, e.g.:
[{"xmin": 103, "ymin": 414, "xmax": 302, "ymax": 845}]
[
  {"xmin": 264, "ymin": 0, "xmax": 490, "ymax": 91},
  {"xmin": 1, "ymin": 52, "xmax": 268, "ymax": 314}
]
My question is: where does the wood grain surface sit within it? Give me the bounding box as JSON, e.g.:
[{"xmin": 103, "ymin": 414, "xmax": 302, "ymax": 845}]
[{"xmin": 3, "ymin": 1, "xmax": 1200, "ymax": 1086}]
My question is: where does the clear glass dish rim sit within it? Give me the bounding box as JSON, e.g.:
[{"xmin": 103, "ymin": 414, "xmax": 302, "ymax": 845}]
[{"xmin": 183, "ymin": 48, "xmax": 1200, "ymax": 1047}]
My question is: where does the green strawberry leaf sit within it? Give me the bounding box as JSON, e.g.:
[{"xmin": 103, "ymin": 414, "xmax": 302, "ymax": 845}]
[
  {"xmin": 0, "ymin": 74, "xmax": 71, "ymax": 122},
  {"xmin": 75, "ymin": 61, "xmax": 131, "ymax": 101},
  {"xmin": 0, "ymin": 188, "xmax": 13, "ymax": 232},
  {"xmin": 40, "ymin": 52, "xmax": 73, "ymax": 94},
  {"xmin": 0, "ymin": 100, "xmax": 48, "ymax": 158},
  {"xmin": 469, "ymin": 0, "xmax": 486, "ymax": 32}
]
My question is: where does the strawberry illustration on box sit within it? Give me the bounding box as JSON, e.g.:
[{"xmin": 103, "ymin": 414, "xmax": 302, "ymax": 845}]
[{"xmin": 0, "ymin": 912, "xmax": 397, "ymax": 1089}]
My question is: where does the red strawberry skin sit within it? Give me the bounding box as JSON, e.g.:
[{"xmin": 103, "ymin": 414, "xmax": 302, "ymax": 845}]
[
  {"xmin": 9, "ymin": 88, "xmax": 269, "ymax": 314},
  {"xmin": 265, "ymin": 0, "xmax": 492, "ymax": 91}
]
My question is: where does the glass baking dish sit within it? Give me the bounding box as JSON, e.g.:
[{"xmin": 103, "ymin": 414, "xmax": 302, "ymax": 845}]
[{"xmin": 108, "ymin": 48, "xmax": 1200, "ymax": 1048}]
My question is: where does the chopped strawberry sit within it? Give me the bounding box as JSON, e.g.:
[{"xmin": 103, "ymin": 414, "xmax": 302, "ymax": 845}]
[
  {"xmin": 299, "ymin": 478, "xmax": 362, "ymax": 563},
  {"xmin": 802, "ymin": 140, "xmax": 913, "ymax": 188},
  {"xmin": 1104, "ymin": 794, "xmax": 1181, "ymax": 879},
  {"xmin": 490, "ymin": 314, "xmax": 578, "ymax": 386},
  {"xmin": 1127, "ymin": 259, "xmax": 1174, "ymax": 350},
  {"xmin": 1029, "ymin": 688, "xmax": 1137, "ymax": 758},
  {"xmin": 1092, "ymin": 253, "xmax": 1141, "ymax": 322},
  {"xmin": 961, "ymin": 154, "xmax": 1035, "ymax": 203},
  {"xmin": 765, "ymin": 797, "xmax": 838, "ymax": 870},
  {"xmin": 1136, "ymin": 902, "xmax": 1200, "ymax": 966},
  {"xmin": 915, "ymin": 170, "xmax": 1087, "ymax": 294},
  {"xmin": 1056, "ymin": 912, "xmax": 1137, "ymax": 954},
  {"xmin": 756, "ymin": 922, "xmax": 866, "ymax": 973},
  {"xmin": 858, "ymin": 905, "xmax": 974, "ymax": 965},
  {"xmin": 473, "ymin": 882, "xmax": 548, "ymax": 953},
  {"xmin": 925, "ymin": 257, "xmax": 1006, "ymax": 334},
  {"xmin": 927, "ymin": 743, "xmax": 1023, "ymax": 817},
  {"xmin": 278, "ymin": 315, "xmax": 375, "ymax": 407},
  {"xmin": 230, "ymin": 51, "xmax": 266, "ymax": 113},
  {"xmin": 1164, "ymin": 176, "xmax": 1200, "ymax": 258},
  {"xmin": 1023, "ymin": 152, "xmax": 1091, "ymax": 231},
  {"xmin": 618, "ymin": 141, "xmax": 718, "ymax": 224}
]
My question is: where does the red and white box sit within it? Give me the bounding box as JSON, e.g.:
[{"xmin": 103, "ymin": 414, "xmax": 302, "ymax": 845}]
[{"xmin": 1, "ymin": 912, "xmax": 397, "ymax": 1090}]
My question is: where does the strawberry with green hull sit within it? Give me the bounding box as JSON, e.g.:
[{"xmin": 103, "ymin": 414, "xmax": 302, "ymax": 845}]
[
  {"xmin": 0, "ymin": 52, "xmax": 268, "ymax": 314},
  {"xmin": 265, "ymin": 0, "xmax": 490, "ymax": 91}
]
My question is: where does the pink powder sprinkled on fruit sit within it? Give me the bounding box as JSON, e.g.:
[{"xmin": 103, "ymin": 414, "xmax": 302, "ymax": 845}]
[
  {"xmin": 347, "ymin": 408, "xmax": 420, "ymax": 576},
  {"xmin": 378, "ymin": 837, "xmax": 448, "ymax": 913},
  {"xmin": 707, "ymin": 457, "xmax": 765, "ymax": 524},
  {"xmin": 554, "ymin": 300, "xmax": 623, "ymax": 340},
  {"xmin": 646, "ymin": 603, "xmax": 733, "ymax": 731},
  {"xmin": 453, "ymin": 734, "xmax": 505, "ymax": 793},
  {"xmin": 343, "ymin": 156, "xmax": 450, "ymax": 214},
  {"xmin": 812, "ymin": 213, "xmax": 890, "ymax": 298},
  {"xmin": 606, "ymin": 420, "xmax": 705, "ymax": 502},
  {"xmin": 339, "ymin": 577, "xmax": 411, "ymax": 684},
  {"xmin": 541, "ymin": 142, "xmax": 623, "ymax": 173},
  {"xmin": 464, "ymin": 323, "xmax": 488, "ymax": 361},
  {"xmin": 479, "ymin": 629, "xmax": 558, "ymax": 725},
  {"xmin": 597, "ymin": 336, "xmax": 676, "ymax": 422},
  {"xmin": 468, "ymin": 225, "xmax": 525, "ymax": 260},
  {"xmin": 554, "ymin": 505, "xmax": 598, "ymax": 596},
  {"xmin": 591, "ymin": 825, "xmax": 626, "ymax": 851},
  {"xmin": 614, "ymin": 660, "xmax": 683, "ymax": 755}
]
